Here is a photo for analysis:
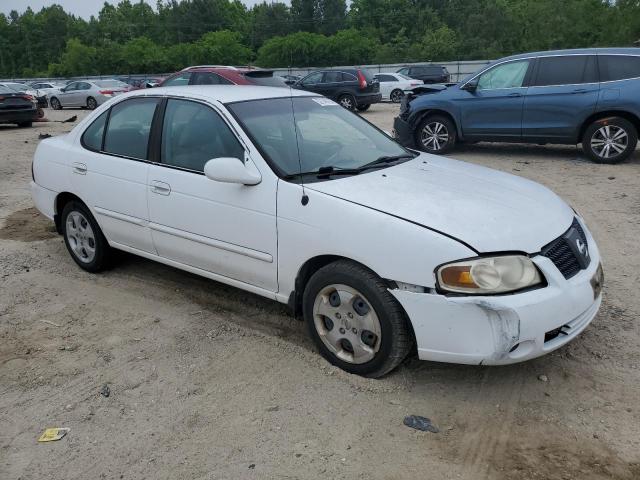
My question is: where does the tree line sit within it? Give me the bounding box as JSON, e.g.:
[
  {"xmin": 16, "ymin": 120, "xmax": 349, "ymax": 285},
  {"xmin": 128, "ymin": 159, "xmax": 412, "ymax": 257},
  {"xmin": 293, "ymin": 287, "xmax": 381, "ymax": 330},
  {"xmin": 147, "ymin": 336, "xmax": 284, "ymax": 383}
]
[{"xmin": 0, "ymin": 0, "xmax": 639, "ymax": 78}]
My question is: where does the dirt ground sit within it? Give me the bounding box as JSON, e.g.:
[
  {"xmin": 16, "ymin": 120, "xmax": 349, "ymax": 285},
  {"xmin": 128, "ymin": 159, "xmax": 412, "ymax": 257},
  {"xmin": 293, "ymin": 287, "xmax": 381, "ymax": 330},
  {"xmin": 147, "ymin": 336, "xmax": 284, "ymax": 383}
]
[{"xmin": 1, "ymin": 104, "xmax": 639, "ymax": 480}]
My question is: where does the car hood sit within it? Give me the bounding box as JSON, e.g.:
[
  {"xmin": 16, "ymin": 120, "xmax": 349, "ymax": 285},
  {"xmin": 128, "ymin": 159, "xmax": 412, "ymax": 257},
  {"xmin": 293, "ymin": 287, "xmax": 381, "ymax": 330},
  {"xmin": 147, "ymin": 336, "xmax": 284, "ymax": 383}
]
[{"xmin": 306, "ymin": 155, "xmax": 574, "ymax": 253}]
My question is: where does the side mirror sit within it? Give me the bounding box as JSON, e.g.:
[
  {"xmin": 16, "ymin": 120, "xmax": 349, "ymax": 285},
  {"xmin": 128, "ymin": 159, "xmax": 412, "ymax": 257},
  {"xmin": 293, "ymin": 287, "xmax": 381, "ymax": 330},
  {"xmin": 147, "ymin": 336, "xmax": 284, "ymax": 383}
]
[
  {"xmin": 204, "ymin": 157, "xmax": 261, "ymax": 186},
  {"xmin": 461, "ymin": 79, "xmax": 478, "ymax": 92}
]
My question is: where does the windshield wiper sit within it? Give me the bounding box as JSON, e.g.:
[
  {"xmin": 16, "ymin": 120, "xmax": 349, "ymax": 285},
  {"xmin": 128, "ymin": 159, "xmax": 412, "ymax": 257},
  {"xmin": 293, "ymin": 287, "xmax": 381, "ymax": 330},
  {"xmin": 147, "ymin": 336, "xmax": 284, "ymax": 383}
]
[
  {"xmin": 358, "ymin": 153, "xmax": 416, "ymax": 171},
  {"xmin": 282, "ymin": 166, "xmax": 362, "ymax": 180}
]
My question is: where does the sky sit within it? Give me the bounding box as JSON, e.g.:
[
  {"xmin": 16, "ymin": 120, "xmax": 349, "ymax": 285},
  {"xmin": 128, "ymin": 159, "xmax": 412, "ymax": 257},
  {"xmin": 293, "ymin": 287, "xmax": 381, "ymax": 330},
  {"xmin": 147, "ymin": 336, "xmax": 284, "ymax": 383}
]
[{"xmin": 2, "ymin": 0, "xmax": 266, "ymax": 18}]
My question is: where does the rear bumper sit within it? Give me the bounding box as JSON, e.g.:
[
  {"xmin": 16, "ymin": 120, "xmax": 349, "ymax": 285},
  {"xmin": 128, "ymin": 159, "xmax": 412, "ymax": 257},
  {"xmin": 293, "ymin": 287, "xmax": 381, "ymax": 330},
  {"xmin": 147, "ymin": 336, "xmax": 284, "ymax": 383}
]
[
  {"xmin": 0, "ymin": 108, "xmax": 38, "ymax": 124},
  {"xmin": 356, "ymin": 93, "xmax": 382, "ymax": 106},
  {"xmin": 30, "ymin": 181, "xmax": 57, "ymax": 221},
  {"xmin": 392, "ymin": 116, "xmax": 416, "ymax": 148}
]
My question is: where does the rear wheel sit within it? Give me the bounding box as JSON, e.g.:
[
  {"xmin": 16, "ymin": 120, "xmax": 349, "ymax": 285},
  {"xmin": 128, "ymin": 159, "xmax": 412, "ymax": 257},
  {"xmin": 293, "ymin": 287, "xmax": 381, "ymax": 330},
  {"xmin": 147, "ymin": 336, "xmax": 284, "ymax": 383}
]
[
  {"xmin": 87, "ymin": 97, "xmax": 98, "ymax": 110},
  {"xmin": 303, "ymin": 260, "xmax": 413, "ymax": 378},
  {"xmin": 582, "ymin": 117, "xmax": 637, "ymax": 164},
  {"xmin": 390, "ymin": 89, "xmax": 404, "ymax": 103},
  {"xmin": 338, "ymin": 94, "xmax": 356, "ymax": 111},
  {"xmin": 50, "ymin": 97, "xmax": 62, "ymax": 110},
  {"xmin": 61, "ymin": 201, "xmax": 112, "ymax": 272},
  {"xmin": 415, "ymin": 114, "xmax": 456, "ymax": 154}
]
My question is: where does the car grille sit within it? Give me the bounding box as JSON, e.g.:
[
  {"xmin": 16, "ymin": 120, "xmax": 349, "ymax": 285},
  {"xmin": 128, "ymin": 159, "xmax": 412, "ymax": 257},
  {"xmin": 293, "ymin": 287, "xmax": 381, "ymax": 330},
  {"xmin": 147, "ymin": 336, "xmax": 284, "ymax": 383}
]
[{"xmin": 541, "ymin": 218, "xmax": 588, "ymax": 279}]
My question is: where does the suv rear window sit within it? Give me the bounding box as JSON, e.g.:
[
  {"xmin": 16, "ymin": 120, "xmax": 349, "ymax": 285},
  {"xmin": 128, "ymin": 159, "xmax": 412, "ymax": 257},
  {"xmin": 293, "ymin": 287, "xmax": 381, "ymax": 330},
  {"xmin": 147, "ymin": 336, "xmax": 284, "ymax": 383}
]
[
  {"xmin": 534, "ymin": 55, "xmax": 597, "ymax": 86},
  {"xmin": 599, "ymin": 55, "xmax": 640, "ymax": 82}
]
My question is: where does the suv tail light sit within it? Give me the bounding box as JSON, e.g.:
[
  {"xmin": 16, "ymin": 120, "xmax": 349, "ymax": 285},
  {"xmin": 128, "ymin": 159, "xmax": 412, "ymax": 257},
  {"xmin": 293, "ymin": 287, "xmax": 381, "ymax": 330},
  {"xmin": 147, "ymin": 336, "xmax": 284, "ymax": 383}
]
[{"xmin": 357, "ymin": 70, "xmax": 368, "ymax": 90}]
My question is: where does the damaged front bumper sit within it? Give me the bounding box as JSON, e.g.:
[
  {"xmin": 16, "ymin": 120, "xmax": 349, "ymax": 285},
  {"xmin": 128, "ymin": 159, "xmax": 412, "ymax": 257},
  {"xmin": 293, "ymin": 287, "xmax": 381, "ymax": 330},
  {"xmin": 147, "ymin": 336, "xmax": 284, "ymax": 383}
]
[{"xmin": 390, "ymin": 244, "xmax": 602, "ymax": 366}]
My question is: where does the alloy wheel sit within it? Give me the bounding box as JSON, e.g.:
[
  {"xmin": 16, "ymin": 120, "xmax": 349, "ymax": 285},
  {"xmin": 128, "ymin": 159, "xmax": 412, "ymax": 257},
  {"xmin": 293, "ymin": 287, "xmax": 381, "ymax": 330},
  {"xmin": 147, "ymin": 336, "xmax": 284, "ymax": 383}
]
[
  {"xmin": 590, "ymin": 125, "xmax": 628, "ymax": 160},
  {"xmin": 313, "ymin": 284, "xmax": 382, "ymax": 364},
  {"xmin": 87, "ymin": 97, "xmax": 97, "ymax": 110},
  {"xmin": 421, "ymin": 121, "xmax": 449, "ymax": 151},
  {"xmin": 391, "ymin": 90, "xmax": 404, "ymax": 103},
  {"xmin": 65, "ymin": 211, "xmax": 97, "ymax": 263},
  {"xmin": 339, "ymin": 96, "xmax": 354, "ymax": 110}
]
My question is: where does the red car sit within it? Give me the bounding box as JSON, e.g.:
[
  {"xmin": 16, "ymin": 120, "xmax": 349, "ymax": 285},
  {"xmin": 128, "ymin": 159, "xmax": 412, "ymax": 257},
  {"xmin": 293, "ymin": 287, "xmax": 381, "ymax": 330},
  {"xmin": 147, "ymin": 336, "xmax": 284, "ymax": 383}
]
[{"xmin": 159, "ymin": 66, "xmax": 288, "ymax": 88}]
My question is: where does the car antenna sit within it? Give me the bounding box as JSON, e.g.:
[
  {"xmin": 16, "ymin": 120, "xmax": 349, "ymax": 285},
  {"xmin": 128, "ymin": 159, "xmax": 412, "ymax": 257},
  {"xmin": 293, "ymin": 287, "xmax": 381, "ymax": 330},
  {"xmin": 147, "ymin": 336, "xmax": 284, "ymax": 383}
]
[{"xmin": 288, "ymin": 71, "xmax": 309, "ymax": 206}]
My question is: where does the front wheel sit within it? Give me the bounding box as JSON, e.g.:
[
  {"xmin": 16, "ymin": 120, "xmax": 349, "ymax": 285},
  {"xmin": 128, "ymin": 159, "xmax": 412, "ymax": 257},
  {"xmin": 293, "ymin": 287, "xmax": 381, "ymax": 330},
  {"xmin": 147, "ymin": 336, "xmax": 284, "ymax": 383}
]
[
  {"xmin": 87, "ymin": 97, "xmax": 98, "ymax": 110},
  {"xmin": 582, "ymin": 117, "xmax": 637, "ymax": 164},
  {"xmin": 415, "ymin": 115, "xmax": 457, "ymax": 154},
  {"xmin": 338, "ymin": 94, "xmax": 356, "ymax": 111},
  {"xmin": 61, "ymin": 201, "xmax": 112, "ymax": 272},
  {"xmin": 390, "ymin": 89, "xmax": 404, "ymax": 103},
  {"xmin": 356, "ymin": 104, "xmax": 371, "ymax": 112},
  {"xmin": 303, "ymin": 260, "xmax": 413, "ymax": 378},
  {"xmin": 50, "ymin": 97, "xmax": 62, "ymax": 110}
]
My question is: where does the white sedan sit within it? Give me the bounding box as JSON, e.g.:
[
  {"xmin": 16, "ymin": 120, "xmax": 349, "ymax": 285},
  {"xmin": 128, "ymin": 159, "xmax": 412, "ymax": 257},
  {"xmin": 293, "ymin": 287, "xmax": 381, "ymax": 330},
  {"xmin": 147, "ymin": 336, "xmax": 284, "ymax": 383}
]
[
  {"xmin": 374, "ymin": 73, "xmax": 423, "ymax": 103},
  {"xmin": 31, "ymin": 86, "xmax": 603, "ymax": 377}
]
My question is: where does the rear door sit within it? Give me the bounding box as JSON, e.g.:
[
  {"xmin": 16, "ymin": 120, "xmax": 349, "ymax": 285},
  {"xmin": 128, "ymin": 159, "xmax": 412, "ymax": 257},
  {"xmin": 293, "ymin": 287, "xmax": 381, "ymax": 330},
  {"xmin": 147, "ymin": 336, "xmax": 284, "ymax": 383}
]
[
  {"xmin": 458, "ymin": 59, "xmax": 533, "ymax": 139},
  {"xmin": 522, "ymin": 55, "xmax": 599, "ymax": 142}
]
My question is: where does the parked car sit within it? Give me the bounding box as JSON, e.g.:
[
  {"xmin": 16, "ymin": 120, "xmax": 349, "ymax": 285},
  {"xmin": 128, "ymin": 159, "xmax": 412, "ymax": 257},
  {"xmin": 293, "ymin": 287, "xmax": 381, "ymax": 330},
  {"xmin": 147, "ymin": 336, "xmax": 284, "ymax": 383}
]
[
  {"xmin": 30, "ymin": 81, "xmax": 64, "ymax": 95},
  {"xmin": 31, "ymin": 85, "xmax": 603, "ymax": 377},
  {"xmin": 0, "ymin": 81, "xmax": 48, "ymax": 108},
  {"xmin": 0, "ymin": 85, "xmax": 38, "ymax": 127},
  {"xmin": 293, "ymin": 68, "xmax": 381, "ymax": 111},
  {"xmin": 393, "ymin": 48, "xmax": 640, "ymax": 164},
  {"xmin": 280, "ymin": 74, "xmax": 301, "ymax": 85},
  {"xmin": 48, "ymin": 79, "xmax": 129, "ymax": 110},
  {"xmin": 160, "ymin": 66, "xmax": 288, "ymax": 88},
  {"xmin": 374, "ymin": 72, "xmax": 423, "ymax": 103},
  {"xmin": 116, "ymin": 76, "xmax": 164, "ymax": 90},
  {"xmin": 397, "ymin": 64, "xmax": 450, "ymax": 84}
]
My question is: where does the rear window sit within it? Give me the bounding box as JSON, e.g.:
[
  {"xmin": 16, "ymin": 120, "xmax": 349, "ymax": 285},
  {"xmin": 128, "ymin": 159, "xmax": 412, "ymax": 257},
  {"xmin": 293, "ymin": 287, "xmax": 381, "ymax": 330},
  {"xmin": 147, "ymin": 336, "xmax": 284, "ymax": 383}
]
[
  {"xmin": 0, "ymin": 86, "xmax": 16, "ymax": 94},
  {"xmin": 599, "ymin": 55, "xmax": 640, "ymax": 82},
  {"xmin": 534, "ymin": 55, "xmax": 597, "ymax": 86},
  {"xmin": 244, "ymin": 72, "xmax": 288, "ymax": 87}
]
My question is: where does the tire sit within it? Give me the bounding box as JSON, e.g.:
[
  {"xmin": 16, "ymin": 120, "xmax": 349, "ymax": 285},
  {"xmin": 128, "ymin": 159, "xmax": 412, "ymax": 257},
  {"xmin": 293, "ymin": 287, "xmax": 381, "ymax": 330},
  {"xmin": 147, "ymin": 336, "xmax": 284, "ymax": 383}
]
[
  {"xmin": 582, "ymin": 117, "xmax": 637, "ymax": 164},
  {"xmin": 61, "ymin": 201, "xmax": 112, "ymax": 272},
  {"xmin": 415, "ymin": 114, "xmax": 457, "ymax": 154},
  {"xmin": 50, "ymin": 97, "xmax": 62, "ymax": 110},
  {"xmin": 338, "ymin": 94, "xmax": 356, "ymax": 111},
  {"xmin": 36, "ymin": 107, "xmax": 45, "ymax": 119},
  {"xmin": 390, "ymin": 89, "xmax": 404, "ymax": 103},
  {"xmin": 86, "ymin": 97, "xmax": 98, "ymax": 110},
  {"xmin": 302, "ymin": 260, "xmax": 413, "ymax": 378},
  {"xmin": 17, "ymin": 121, "xmax": 33, "ymax": 128},
  {"xmin": 356, "ymin": 104, "xmax": 371, "ymax": 112}
]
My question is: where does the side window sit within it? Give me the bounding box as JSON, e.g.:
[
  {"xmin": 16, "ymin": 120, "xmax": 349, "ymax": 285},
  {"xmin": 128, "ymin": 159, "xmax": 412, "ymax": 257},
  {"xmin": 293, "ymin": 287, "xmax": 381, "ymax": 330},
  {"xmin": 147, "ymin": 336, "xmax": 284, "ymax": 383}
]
[
  {"xmin": 477, "ymin": 60, "xmax": 530, "ymax": 90},
  {"xmin": 81, "ymin": 111, "xmax": 108, "ymax": 151},
  {"xmin": 377, "ymin": 74, "xmax": 397, "ymax": 82},
  {"xmin": 161, "ymin": 99, "xmax": 244, "ymax": 172},
  {"xmin": 192, "ymin": 73, "xmax": 221, "ymax": 85},
  {"xmin": 599, "ymin": 55, "xmax": 640, "ymax": 82},
  {"xmin": 302, "ymin": 72, "xmax": 323, "ymax": 85},
  {"xmin": 103, "ymin": 98, "xmax": 159, "ymax": 160},
  {"xmin": 163, "ymin": 72, "xmax": 192, "ymax": 86},
  {"xmin": 79, "ymin": 82, "xmax": 91, "ymax": 90},
  {"xmin": 534, "ymin": 55, "xmax": 590, "ymax": 86},
  {"xmin": 323, "ymin": 71, "xmax": 343, "ymax": 83},
  {"xmin": 65, "ymin": 83, "xmax": 78, "ymax": 91}
]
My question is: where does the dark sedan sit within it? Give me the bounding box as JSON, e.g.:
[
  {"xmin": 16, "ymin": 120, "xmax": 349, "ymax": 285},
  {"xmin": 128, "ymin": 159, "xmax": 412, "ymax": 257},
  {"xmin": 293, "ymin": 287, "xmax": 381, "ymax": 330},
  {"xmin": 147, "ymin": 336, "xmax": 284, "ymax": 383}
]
[{"xmin": 0, "ymin": 86, "xmax": 38, "ymax": 127}]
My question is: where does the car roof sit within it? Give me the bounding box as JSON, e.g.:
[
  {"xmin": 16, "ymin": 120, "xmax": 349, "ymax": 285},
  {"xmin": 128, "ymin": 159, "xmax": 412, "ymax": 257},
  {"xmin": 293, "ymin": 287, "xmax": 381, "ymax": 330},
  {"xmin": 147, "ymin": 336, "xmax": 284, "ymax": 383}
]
[
  {"xmin": 123, "ymin": 85, "xmax": 319, "ymax": 103},
  {"xmin": 499, "ymin": 47, "xmax": 640, "ymax": 61}
]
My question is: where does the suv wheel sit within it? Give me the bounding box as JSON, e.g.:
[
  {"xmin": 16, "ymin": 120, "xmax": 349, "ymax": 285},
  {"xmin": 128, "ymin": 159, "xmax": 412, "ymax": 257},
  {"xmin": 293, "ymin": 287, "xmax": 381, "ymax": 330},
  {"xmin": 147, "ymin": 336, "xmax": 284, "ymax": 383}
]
[
  {"xmin": 61, "ymin": 201, "xmax": 112, "ymax": 272},
  {"xmin": 356, "ymin": 104, "xmax": 370, "ymax": 112},
  {"xmin": 582, "ymin": 117, "xmax": 637, "ymax": 164},
  {"xmin": 303, "ymin": 260, "xmax": 413, "ymax": 378},
  {"xmin": 50, "ymin": 97, "xmax": 62, "ymax": 110},
  {"xmin": 416, "ymin": 115, "xmax": 456, "ymax": 154},
  {"xmin": 338, "ymin": 94, "xmax": 356, "ymax": 111}
]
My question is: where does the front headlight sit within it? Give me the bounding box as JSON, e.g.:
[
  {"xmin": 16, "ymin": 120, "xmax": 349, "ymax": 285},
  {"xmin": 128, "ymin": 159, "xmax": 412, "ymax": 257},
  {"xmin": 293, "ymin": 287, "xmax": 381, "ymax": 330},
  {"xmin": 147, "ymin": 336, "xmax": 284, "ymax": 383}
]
[{"xmin": 436, "ymin": 255, "xmax": 543, "ymax": 294}]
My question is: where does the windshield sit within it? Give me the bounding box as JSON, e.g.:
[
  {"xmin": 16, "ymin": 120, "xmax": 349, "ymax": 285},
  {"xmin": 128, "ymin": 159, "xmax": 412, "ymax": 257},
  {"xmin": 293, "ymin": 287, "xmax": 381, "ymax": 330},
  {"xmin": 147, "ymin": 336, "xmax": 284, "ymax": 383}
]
[
  {"xmin": 228, "ymin": 96, "xmax": 409, "ymax": 178},
  {"xmin": 95, "ymin": 80, "xmax": 128, "ymax": 88}
]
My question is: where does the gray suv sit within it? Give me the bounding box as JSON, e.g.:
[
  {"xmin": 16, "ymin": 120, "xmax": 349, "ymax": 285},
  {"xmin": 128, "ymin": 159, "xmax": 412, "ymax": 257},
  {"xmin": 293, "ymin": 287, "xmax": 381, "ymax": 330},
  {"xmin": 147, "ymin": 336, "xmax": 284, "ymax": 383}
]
[{"xmin": 393, "ymin": 48, "xmax": 640, "ymax": 163}]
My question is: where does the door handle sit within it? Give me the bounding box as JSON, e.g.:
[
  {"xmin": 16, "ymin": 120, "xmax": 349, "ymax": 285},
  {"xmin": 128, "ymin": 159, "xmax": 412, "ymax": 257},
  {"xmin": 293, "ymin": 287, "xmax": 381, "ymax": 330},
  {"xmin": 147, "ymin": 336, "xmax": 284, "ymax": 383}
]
[
  {"xmin": 72, "ymin": 162, "xmax": 87, "ymax": 175},
  {"xmin": 507, "ymin": 92, "xmax": 522, "ymax": 97},
  {"xmin": 150, "ymin": 180, "xmax": 171, "ymax": 196},
  {"xmin": 571, "ymin": 88, "xmax": 588, "ymax": 94}
]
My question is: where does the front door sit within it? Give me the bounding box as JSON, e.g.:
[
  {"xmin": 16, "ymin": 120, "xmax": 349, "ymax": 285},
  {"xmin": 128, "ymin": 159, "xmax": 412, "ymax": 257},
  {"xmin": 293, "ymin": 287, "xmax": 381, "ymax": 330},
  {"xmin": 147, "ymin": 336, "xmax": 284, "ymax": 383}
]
[
  {"xmin": 522, "ymin": 55, "xmax": 599, "ymax": 142},
  {"xmin": 69, "ymin": 97, "xmax": 159, "ymax": 253},
  {"xmin": 58, "ymin": 82, "xmax": 81, "ymax": 107},
  {"xmin": 297, "ymin": 71, "xmax": 324, "ymax": 95},
  {"xmin": 147, "ymin": 98, "xmax": 278, "ymax": 292},
  {"xmin": 458, "ymin": 59, "xmax": 533, "ymax": 140}
]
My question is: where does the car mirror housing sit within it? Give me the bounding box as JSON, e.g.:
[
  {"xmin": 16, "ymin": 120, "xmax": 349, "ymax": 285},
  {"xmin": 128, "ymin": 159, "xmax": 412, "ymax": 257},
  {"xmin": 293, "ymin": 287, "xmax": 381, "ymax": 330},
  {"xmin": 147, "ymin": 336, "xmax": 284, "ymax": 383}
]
[
  {"xmin": 461, "ymin": 79, "xmax": 478, "ymax": 92},
  {"xmin": 204, "ymin": 157, "xmax": 261, "ymax": 186}
]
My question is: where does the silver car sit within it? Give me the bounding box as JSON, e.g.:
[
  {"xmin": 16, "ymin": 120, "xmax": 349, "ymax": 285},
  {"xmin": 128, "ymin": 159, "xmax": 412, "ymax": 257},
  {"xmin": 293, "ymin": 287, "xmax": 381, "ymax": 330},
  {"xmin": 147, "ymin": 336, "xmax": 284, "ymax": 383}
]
[{"xmin": 49, "ymin": 79, "xmax": 129, "ymax": 110}]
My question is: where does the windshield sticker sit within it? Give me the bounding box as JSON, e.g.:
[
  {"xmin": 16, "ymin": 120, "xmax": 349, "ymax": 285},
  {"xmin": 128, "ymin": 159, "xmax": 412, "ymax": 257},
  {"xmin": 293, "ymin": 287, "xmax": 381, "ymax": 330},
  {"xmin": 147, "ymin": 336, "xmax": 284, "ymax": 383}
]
[{"xmin": 312, "ymin": 97, "xmax": 338, "ymax": 106}]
